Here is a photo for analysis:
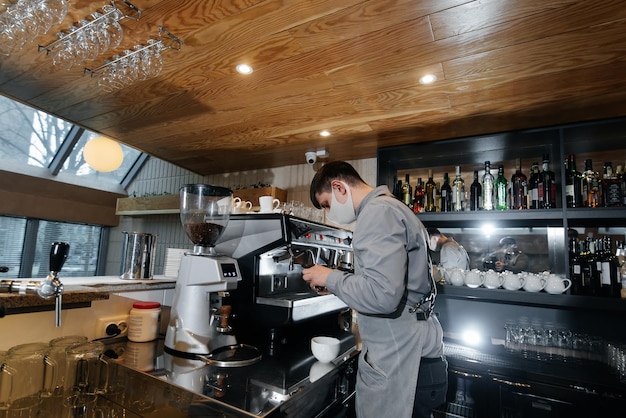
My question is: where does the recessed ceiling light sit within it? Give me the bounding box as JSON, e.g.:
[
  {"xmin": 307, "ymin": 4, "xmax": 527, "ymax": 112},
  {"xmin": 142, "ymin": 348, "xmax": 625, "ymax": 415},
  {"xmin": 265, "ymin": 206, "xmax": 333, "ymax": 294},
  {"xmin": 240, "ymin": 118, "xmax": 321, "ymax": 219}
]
[
  {"xmin": 236, "ymin": 64, "xmax": 253, "ymax": 74},
  {"xmin": 319, "ymin": 130, "xmax": 331, "ymax": 137},
  {"xmin": 419, "ymin": 74, "xmax": 437, "ymax": 85}
]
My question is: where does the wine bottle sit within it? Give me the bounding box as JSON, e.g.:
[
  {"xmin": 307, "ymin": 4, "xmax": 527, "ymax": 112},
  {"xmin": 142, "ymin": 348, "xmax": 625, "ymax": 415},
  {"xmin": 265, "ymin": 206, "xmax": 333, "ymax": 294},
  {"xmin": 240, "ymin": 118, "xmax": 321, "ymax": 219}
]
[
  {"xmin": 565, "ymin": 154, "xmax": 582, "ymax": 208},
  {"xmin": 452, "ymin": 166, "xmax": 465, "ymax": 212},
  {"xmin": 401, "ymin": 174, "xmax": 412, "ymax": 207},
  {"xmin": 528, "ymin": 162, "xmax": 540, "ymax": 209},
  {"xmin": 600, "ymin": 236, "xmax": 620, "ymax": 297},
  {"xmin": 569, "ymin": 237, "xmax": 584, "ymax": 295},
  {"xmin": 440, "ymin": 173, "xmax": 452, "ymax": 212},
  {"xmin": 495, "ymin": 164, "xmax": 508, "ymax": 210},
  {"xmin": 481, "ymin": 161, "xmax": 495, "ymax": 211},
  {"xmin": 582, "ymin": 159, "xmax": 602, "ymax": 208},
  {"xmin": 511, "ymin": 158, "xmax": 528, "ymax": 210},
  {"xmin": 538, "ymin": 154, "xmax": 556, "ymax": 208},
  {"xmin": 413, "ymin": 177, "xmax": 425, "ymax": 213},
  {"xmin": 579, "ymin": 238, "xmax": 593, "ymax": 296},
  {"xmin": 425, "ymin": 170, "xmax": 436, "ymax": 212},
  {"xmin": 602, "ymin": 162, "xmax": 622, "ymax": 207},
  {"xmin": 469, "ymin": 170, "xmax": 482, "ymax": 211}
]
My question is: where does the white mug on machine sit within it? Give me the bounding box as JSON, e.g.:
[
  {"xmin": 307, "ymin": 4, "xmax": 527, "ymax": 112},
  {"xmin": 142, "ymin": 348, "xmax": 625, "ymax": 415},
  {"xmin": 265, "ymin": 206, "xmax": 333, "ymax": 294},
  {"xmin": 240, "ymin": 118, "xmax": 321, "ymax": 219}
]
[{"xmin": 259, "ymin": 196, "xmax": 280, "ymax": 213}]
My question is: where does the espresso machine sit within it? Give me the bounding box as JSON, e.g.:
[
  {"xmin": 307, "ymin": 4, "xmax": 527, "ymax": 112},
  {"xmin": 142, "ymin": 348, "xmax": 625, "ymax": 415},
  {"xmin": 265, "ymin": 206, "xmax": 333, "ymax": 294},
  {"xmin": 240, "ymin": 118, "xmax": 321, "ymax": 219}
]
[
  {"xmin": 214, "ymin": 214, "xmax": 354, "ymax": 349},
  {"xmin": 164, "ymin": 184, "xmax": 242, "ymax": 357}
]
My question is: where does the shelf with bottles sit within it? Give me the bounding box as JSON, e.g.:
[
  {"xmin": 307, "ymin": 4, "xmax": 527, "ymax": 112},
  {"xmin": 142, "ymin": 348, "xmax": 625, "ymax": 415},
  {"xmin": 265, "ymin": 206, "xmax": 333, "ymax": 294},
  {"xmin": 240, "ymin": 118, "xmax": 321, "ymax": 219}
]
[{"xmin": 394, "ymin": 154, "xmax": 561, "ymax": 215}]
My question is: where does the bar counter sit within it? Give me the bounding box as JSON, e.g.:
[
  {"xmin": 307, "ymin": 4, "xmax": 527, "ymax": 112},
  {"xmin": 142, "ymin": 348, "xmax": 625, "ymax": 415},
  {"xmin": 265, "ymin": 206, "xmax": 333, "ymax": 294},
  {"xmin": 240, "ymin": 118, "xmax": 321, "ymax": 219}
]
[{"xmin": 97, "ymin": 330, "xmax": 358, "ymax": 418}]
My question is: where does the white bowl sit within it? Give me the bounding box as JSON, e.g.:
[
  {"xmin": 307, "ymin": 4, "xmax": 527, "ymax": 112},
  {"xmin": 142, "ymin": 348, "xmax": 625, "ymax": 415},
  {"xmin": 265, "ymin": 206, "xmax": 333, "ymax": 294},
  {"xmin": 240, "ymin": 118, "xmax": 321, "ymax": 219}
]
[{"xmin": 311, "ymin": 336, "xmax": 340, "ymax": 363}]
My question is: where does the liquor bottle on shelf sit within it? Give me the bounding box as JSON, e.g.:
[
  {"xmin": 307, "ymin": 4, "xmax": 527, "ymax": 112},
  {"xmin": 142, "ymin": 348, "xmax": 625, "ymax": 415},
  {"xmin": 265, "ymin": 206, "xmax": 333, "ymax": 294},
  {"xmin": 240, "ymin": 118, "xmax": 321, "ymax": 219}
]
[
  {"xmin": 434, "ymin": 181, "xmax": 442, "ymax": 212},
  {"xmin": 569, "ymin": 237, "xmax": 584, "ymax": 295},
  {"xmin": 413, "ymin": 177, "xmax": 425, "ymax": 213},
  {"xmin": 579, "ymin": 238, "xmax": 593, "ymax": 296},
  {"xmin": 440, "ymin": 173, "xmax": 452, "ymax": 212},
  {"xmin": 587, "ymin": 238, "xmax": 602, "ymax": 296},
  {"xmin": 538, "ymin": 154, "xmax": 556, "ymax": 208},
  {"xmin": 394, "ymin": 178, "xmax": 403, "ymax": 201},
  {"xmin": 582, "ymin": 159, "xmax": 602, "ymax": 208},
  {"xmin": 452, "ymin": 166, "xmax": 465, "ymax": 212},
  {"xmin": 511, "ymin": 158, "xmax": 527, "ymax": 210},
  {"xmin": 401, "ymin": 174, "xmax": 412, "ymax": 207},
  {"xmin": 602, "ymin": 162, "xmax": 622, "ymax": 207},
  {"xmin": 469, "ymin": 170, "xmax": 482, "ymax": 211},
  {"xmin": 564, "ymin": 154, "xmax": 582, "ymax": 208},
  {"xmin": 528, "ymin": 162, "xmax": 540, "ymax": 209},
  {"xmin": 425, "ymin": 169, "xmax": 436, "ymax": 212},
  {"xmin": 615, "ymin": 165, "xmax": 626, "ymax": 206},
  {"xmin": 481, "ymin": 161, "xmax": 495, "ymax": 211},
  {"xmin": 495, "ymin": 165, "xmax": 508, "ymax": 210},
  {"xmin": 599, "ymin": 236, "xmax": 620, "ymax": 297}
]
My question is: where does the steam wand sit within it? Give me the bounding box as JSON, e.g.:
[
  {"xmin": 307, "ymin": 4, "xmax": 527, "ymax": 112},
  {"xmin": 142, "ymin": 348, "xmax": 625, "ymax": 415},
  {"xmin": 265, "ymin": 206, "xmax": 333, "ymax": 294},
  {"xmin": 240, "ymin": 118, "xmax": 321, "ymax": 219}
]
[{"xmin": 0, "ymin": 242, "xmax": 69, "ymax": 327}]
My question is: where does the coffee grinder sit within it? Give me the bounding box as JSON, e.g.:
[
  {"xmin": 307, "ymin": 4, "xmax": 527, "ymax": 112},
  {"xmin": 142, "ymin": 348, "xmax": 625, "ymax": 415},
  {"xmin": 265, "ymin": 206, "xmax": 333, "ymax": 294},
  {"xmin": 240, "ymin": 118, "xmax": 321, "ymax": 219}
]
[{"xmin": 164, "ymin": 184, "xmax": 242, "ymax": 357}]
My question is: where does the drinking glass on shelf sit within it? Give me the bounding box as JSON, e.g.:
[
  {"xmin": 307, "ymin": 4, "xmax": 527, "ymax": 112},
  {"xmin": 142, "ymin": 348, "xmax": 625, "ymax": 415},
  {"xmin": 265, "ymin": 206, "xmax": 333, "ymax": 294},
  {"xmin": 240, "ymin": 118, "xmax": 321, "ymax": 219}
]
[{"xmin": 102, "ymin": 3, "xmax": 124, "ymax": 49}]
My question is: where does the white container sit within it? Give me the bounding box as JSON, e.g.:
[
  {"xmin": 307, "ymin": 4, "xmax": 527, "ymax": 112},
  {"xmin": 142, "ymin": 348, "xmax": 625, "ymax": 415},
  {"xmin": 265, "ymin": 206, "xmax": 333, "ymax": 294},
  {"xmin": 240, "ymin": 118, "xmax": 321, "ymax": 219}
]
[{"xmin": 128, "ymin": 301, "xmax": 161, "ymax": 342}]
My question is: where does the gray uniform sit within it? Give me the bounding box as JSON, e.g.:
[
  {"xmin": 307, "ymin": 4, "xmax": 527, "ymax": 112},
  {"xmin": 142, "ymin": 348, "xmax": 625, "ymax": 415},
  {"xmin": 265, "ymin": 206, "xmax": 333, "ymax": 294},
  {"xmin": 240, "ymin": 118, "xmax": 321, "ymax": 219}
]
[{"xmin": 326, "ymin": 186, "xmax": 445, "ymax": 418}]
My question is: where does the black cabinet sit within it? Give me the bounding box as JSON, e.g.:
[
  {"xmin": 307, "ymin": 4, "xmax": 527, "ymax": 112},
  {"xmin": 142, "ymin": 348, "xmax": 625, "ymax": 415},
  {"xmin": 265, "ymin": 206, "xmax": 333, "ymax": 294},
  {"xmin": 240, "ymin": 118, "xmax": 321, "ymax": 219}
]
[{"xmin": 377, "ymin": 118, "xmax": 626, "ymax": 395}]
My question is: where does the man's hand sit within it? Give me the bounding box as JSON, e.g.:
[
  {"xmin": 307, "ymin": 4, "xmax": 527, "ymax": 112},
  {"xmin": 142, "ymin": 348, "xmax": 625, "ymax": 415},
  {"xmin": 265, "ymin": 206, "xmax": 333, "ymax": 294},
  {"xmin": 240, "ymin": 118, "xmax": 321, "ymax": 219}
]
[{"xmin": 302, "ymin": 264, "xmax": 333, "ymax": 294}]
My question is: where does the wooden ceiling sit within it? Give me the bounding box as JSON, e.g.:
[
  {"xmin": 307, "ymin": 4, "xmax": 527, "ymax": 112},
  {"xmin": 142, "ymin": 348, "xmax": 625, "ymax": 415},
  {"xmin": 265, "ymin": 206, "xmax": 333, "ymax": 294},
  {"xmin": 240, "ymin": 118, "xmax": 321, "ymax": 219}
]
[{"xmin": 1, "ymin": 0, "xmax": 626, "ymax": 175}]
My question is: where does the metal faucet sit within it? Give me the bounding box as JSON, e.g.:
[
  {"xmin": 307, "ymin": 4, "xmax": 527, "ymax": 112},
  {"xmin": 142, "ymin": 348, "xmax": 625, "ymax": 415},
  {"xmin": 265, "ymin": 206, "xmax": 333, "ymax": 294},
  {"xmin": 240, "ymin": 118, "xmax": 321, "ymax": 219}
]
[{"xmin": 0, "ymin": 242, "xmax": 69, "ymax": 327}]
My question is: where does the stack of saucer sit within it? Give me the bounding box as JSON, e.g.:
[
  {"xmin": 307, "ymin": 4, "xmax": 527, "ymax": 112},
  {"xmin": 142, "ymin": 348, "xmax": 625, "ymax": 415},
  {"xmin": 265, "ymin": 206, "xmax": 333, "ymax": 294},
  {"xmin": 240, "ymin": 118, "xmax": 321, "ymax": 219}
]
[{"xmin": 164, "ymin": 248, "xmax": 186, "ymax": 278}]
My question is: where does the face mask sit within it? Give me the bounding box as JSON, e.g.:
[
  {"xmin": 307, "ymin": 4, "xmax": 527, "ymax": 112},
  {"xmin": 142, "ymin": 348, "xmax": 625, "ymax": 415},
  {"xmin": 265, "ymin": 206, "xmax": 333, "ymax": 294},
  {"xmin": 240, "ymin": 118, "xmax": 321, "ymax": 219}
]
[
  {"xmin": 429, "ymin": 236, "xmax": 439, "ymax": 251},
  {"xmin": 326, "ymin": 182, "xmax": 356, "ymax": 226}
]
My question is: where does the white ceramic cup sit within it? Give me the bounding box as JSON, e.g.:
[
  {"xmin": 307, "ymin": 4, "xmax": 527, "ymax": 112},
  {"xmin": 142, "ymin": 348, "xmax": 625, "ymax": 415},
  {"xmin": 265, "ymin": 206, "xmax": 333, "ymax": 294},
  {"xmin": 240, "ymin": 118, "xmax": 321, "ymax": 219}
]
[
  {"xmin": 484, "ymin": 270, "xmax": 504, "ymax": 289},
  {"xmin": 259, "ymin": 196, "xmax": 280, "ymax": 213},
  {"xmin": 503, "ymin": 273, "xmax": 526, "ymax": 291},
  {"xmin": 447, "ymin": 268, "xmax": 465, "ymax": 286},
  {"xmin": 523, "ymin": 273, "xmax": 547, "ymax": 293},
  {"xmin": 464, "ymin": 269, "xmax": 484, "ymax": 288},
  {"xmin": 545, "ymin": 275, "xmax": 572, "ymax": 294}
]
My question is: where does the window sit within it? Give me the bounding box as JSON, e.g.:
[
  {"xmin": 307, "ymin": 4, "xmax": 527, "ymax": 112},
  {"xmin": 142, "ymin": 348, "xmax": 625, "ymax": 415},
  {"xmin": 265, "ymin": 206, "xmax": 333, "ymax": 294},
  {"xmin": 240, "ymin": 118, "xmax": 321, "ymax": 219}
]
[
  {"xmin": 0, "ymin": 94, "xmax": 145, "ymax": 192},
  {"xmin": 0, "ymin": 216, "xmax": 105, "ymax": 279}
]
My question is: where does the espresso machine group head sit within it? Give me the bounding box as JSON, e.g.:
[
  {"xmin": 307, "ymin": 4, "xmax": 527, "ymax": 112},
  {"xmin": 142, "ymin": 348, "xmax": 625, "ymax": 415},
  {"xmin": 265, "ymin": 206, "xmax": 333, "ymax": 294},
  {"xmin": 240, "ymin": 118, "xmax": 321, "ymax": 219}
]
[{"xmin": 164, "ymin": 184, "xmax": 242, "ymax": 357}]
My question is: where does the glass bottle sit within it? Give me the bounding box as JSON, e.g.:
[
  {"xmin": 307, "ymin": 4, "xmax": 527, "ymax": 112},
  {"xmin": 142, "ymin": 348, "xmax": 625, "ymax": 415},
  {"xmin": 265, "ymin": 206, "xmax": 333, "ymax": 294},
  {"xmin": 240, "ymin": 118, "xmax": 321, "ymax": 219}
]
[
  {"xmin": 413, "ymin": 177, "xmax": 425, "ymax": 213},
  {"xmin": 481, "ymin": 161, "xmax": 495, "ymax": 211},
  {"xmin": 617, "ymin": 165, "xmax": 626, "ymax": 206},
  {"xmin": 495, "ymin": 164, "xmax": 508, "ymax": 210},
  {"xmin": 401, "ymin": 173, "xmax": 412, "ymax": 207},
  {"xmin": 394, "ymin": 178, "xmax": 403, "ymax": 201},
  {"xmin": 392, "ymin": 175, "xmax": 399, "ymax": 200},
  {"xmin": 587, "ymin": 238, "xmax": 602, "ymax": 296},
  {"xmin": 600, "ymin": 236, "xmax": 620, "ymax": 297},
  {"xmin": 538, "ymin": 154, "xmax": 556, "ymax": 208},
  {"xmin": 528, "ymin": 162, "xmax": 540, "ymax": 209},
  {"xmin": 425, "ymin": 169, "xmax": 436, "ymax": 212},
  {"xmin": 469, "ymin": 170, "xmax": 482, "ymax": 211},
  {"xmin": 511, "ymin": 158, "xmax": 527, "ymax": 210},
  {"xmin": 565, "ymin": 154, "xmax": 582, "ymax": 208},
  {"xmin": 440, "ymin": 173, "xmax": 452, "ymax": 212},
  {"xmin": 602, "ymin": 162, "xmax": 622, "ymax": 207},
  {"xmin": 579, "ymin": 238, "xmax": 593, "ymax": 296},
  {"xmin": 452, "ymin": 166, "xmax": 465, "ymax": 212},
  {"xmin": 582, "ymin": 159, "xmax": 602, "ymax": 208},
  {"xmin": 569, "ymin": 237, "xmax": 584, "ymax": 295}
]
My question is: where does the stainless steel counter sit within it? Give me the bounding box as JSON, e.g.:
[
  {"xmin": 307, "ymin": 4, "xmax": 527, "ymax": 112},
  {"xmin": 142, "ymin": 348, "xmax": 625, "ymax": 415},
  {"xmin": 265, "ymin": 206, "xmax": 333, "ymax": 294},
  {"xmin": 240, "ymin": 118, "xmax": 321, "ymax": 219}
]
[{"xmin": 101, "ymin": 330, "xmax": 358, "ymax": 418}]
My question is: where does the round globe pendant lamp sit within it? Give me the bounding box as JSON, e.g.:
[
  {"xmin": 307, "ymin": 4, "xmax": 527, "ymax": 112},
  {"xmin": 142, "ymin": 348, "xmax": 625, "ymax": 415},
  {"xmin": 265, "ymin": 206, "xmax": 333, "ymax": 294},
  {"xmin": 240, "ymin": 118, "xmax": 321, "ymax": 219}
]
[{"xmin": 83, "ymin": 136, "xmax": 124, "ymax": 172}]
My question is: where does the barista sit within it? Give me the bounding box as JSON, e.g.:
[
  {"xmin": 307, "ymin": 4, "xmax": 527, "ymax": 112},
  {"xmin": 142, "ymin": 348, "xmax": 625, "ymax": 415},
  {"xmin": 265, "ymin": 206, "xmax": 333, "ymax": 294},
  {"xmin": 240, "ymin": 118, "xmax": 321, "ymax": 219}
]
[
  {"xmin": 483, "ymin": 236, "xmax": 529, "ymax": 273},
  {"xmin": 427, "ymin": 228, "xmax": 470, "ymax": 270}
]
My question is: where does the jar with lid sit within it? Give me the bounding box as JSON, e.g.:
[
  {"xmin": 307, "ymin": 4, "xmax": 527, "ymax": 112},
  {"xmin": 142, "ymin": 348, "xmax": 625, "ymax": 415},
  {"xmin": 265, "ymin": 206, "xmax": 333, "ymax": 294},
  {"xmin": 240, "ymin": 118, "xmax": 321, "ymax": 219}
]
[{"xmin": 128, "ymin": 301, "xmax": 161, "ymax": 342}]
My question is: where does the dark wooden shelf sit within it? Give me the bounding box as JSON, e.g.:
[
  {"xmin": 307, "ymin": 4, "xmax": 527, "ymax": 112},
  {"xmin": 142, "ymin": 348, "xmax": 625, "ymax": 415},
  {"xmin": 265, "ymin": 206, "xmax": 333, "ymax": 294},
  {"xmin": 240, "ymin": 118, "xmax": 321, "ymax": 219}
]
[{"xmin": 437, "ymin": 283, "xmax": 626, "ymax": 313}]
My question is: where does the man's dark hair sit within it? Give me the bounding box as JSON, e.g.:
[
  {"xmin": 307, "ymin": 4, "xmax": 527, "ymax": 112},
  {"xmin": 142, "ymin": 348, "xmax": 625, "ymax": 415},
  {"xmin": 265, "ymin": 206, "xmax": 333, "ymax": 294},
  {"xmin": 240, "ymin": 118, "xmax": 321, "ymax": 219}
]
[{"xmin": 309, "ymin": 161, "xmax": 366, "ymax": 209}]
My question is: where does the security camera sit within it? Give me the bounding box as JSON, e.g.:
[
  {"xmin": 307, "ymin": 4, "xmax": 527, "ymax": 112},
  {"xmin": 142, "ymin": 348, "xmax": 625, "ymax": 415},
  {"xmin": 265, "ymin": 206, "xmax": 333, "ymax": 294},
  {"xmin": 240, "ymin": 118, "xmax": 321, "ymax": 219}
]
[{"xmin": 305, "ymin": 152, "xmax": 317, "ymax": 165}]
